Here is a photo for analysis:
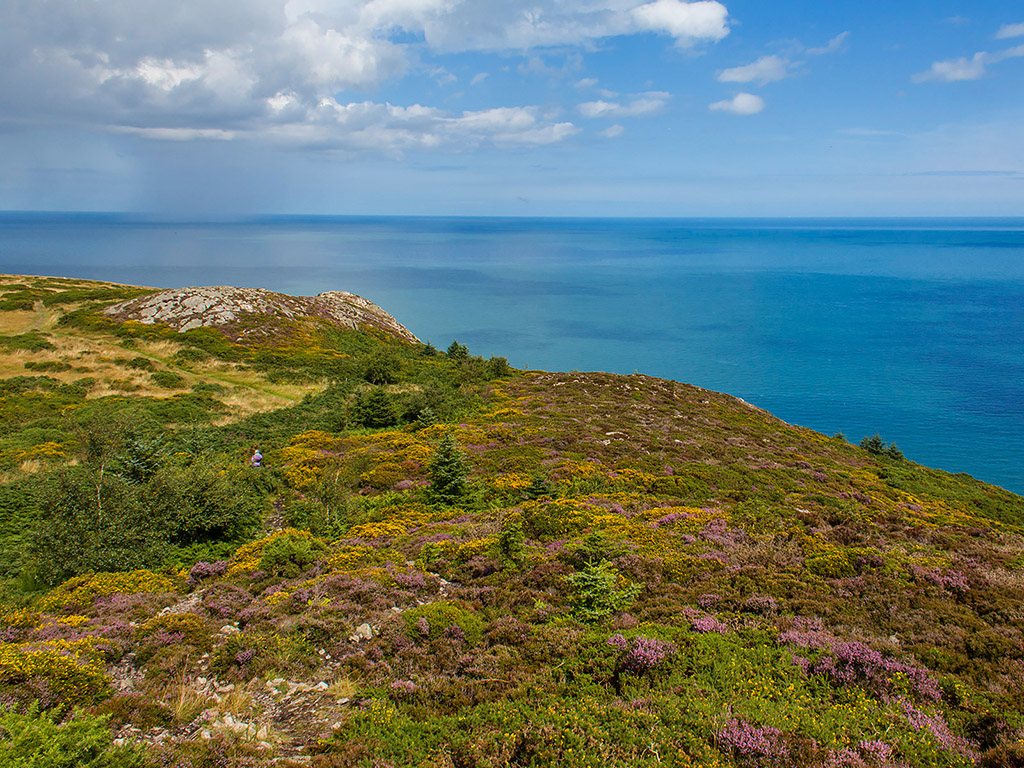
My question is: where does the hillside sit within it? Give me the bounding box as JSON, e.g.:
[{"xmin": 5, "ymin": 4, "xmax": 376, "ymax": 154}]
[{"xmin": 0, "ymin": 274, "xmax": 1022, "ymax": 768}]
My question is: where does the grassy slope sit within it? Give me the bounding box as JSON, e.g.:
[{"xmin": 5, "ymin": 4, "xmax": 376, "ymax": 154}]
[{"xmin": 0, "ymin": 276, "xmax": 1022, "ymax": 768}]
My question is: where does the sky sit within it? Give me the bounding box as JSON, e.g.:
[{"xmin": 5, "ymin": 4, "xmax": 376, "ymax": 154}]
[{"xmin": 1, "ymin": 0, "xmax": 1023, "ymax": 217}]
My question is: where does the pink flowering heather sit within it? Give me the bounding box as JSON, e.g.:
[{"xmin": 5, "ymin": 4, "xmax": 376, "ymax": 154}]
[
  {"xmin": 915, "ymin": 567, "xmax": 970, "ymax": 595},
  {"xmin": 742, "ymin": 595, "xmax": 777, "ymax": 615},
  {"xmin": 901, "ymin": 702, "xmax": 977, "ymax": 759},
  {"xmin": 716, "ymin": 719, "xmax": 790, "ymax": 766},
  {"xmin": 812, "ymin": 642, "xmax": 940, "ymax": 702},
  {"xmin": 416, "ymin": 617, "xmax": 430, "ymax": 637},
  {"xmin": 606, "ymin": 633, "xmax": 629, "ymax": 652},
  {"xmin": 650, "ymin": 511, "xmax": 689, "ymax": 528},
  {"xmin": 617, "ymin": 636, "xmax": 677, "ymax": 675},
  {"xmin": 697, "ymin": 593, "xmax": 721, "ymax": 609},
  {"xmin": 389, "ymin": 680, "xmax": 418, "ymax": 698},
  {"xmin": 691, "ymin": 615, "xmax": 729, "ymax": 634}
]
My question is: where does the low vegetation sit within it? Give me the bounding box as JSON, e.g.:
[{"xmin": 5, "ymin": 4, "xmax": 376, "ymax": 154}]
[{"xmin": 0, "ymin": 274, "xmax": 1022, "ymax": 767}]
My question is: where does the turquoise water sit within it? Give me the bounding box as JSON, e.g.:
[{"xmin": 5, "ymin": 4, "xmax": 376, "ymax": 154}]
[{"xmin": 1, "ymin": 213, "xmax": 1022, "ymax": 493}]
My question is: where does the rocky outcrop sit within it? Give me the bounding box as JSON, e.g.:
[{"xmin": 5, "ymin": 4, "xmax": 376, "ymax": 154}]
[{"xmin": 102, "ymin": 286, "xmax": 419, "ymax": 344}]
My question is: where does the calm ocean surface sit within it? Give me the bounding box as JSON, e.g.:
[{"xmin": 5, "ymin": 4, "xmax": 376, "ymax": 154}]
[{"xmin": 1, "ymin": 213, "xmax": 1022, "ymax": 494}]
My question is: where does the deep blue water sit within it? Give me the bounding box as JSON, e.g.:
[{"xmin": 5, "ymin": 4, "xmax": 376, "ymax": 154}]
[{"xmin": 1, "ymin": 213, "xmax": 1022, "ymax": 494}]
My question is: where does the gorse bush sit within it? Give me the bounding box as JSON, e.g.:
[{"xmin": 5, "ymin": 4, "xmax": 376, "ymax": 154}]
[
  {"xmin": 0, "ymin": 703, "xmax": 146, "ymax": 768},
  {"xmin": 258, "ymin": 532, "xmax": 329, "ymax": 578}
]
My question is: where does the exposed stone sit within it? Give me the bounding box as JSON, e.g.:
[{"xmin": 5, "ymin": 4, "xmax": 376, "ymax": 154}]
[
  {"xmin": 103, "ymin": 286, "xmax": 419, "ymax": 344},
  {"xmin": 349, "ymin": 623, "xmax": 373, "ymax": 641}
]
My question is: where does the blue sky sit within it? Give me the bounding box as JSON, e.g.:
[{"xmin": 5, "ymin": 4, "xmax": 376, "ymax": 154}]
[{"xmin": 1, "ymin": 0, "xmax": 1023, "ymax": 216}]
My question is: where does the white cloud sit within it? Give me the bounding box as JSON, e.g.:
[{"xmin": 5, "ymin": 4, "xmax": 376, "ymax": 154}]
[
  {"xmin": 579, "ymin": 91, "xmax": 669, "ymax": 118},
  {"xmin": 600, "ymin": 124, "xmax": 625, "ymax": 137},
  {"xmin": 913, "ymin": 44, "xmax": 1024, "ymax": 82},
  {"xmin": 709, "ymin": 92, "xmax": 764, "ymax": 115},
  {"xmin": 714, "ymin": 32, "xmax": 845, "ymax": 90},
  {"xmin": 717, "ymin": 55, "xmax": 789, "ymax": 85},
  {"xmin": 631, "ymin": 0, "xmax": 729, "ymax": 46},
  {"xmin": 259, "ymin": 99, "xmax": 579, "ymax": 153},
  {"xmin": 912, "ymin": 52, "xmax": 988, "ymax": 82},
  {"xmin": 996, "ymin": 21, "xmax": 1024, "ymax": 39},
  {"xmin": 806, "ymin": 31, "xmax": 848, "ymax": 56},
  {"xmin": 575, "ymin": 78, "xmax": 598, "ymax": 88},
  {"xmin": 470, "ymin": 72, "xmax": 488, "ymax": 86},
  {"xmin": 0, "ymin": 0, "xmax": 728, "ymax": 154}
]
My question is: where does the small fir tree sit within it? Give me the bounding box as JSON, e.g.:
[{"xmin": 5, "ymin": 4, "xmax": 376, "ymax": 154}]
[
  {"xmin": 354, "ymin": 387, "xmax": 397, "ymax": 428},
  {"xmin": 428, "ymin": 432, "xmax": 469, "ymax": 504},
  {"xmin": 496, "ymin": 511, "xmax": 527, "ymax": 570},
  {"xmin": 446, "ymin": 340, "xmax": 469, "ymax": 360}
]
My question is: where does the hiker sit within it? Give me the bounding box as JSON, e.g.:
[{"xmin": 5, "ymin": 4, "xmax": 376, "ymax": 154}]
[{"xmin": 250, "ymin": 448, "xmax": 263, "ymax": 468}]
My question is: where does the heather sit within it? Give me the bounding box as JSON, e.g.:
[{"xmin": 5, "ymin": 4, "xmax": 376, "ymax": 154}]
[{"xmin": 0, "ymin": 275, "xmax": 1022, "ymax": 766}]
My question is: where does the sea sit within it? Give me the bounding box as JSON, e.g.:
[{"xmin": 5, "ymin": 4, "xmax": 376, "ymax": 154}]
[{"xmin": 1, "ymin": 213, "xmax": 1022, "ymax": 494}]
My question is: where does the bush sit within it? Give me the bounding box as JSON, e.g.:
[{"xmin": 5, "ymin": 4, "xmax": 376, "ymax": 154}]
[
  {"xmin": 135, "ymin": 613, "xmax": 213, "ymax": 663},
  {"xmin": 124, "ymin": 357, "xmax": 154, "ymax": 371},
  {"xmin": 402, "ymin": 601, "xmax": 484, "ymax": 645},
  {"xmin": 0, "ymin": 703, "xmax": 146, "ymax": 768},
  {"xmin": 30, "ymin": 468, "xmax": 167, "ymax": 585},
  {"xmin": 258, "ymin": 532, "xmax": 329, "ymax": 578},
  {"xmin": 150, "ymin": 370, "xmax": 186, "ymax": 388},
  {"xmin": 362, "ymin": 352, "xmax": 401, "ymax": 385}
]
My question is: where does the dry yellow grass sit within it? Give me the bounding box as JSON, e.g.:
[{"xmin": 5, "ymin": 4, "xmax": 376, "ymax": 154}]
[
  {"xmin": 325, "ymin": 677, "xmax": 358, "ymax": 699},
  {"xmin": 0, "ymin": 310, "xmax": 39, "ymax": 334},
  {"xmin": 0, "ymin": 275, "xmax": 329, "ymax": 422}
]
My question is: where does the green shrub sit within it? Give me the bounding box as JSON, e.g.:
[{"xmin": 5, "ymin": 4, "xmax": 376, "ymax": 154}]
[
  {"xmin": 0, "ymin": 333, "xmax": 55, "ymax": 352},
  {"xmin": 0, "ymin": 703, "xmax": 146, "ymax": 768},
  {"xmin": 363, "ymin": 352, "xmax": 402, "ymax": 385},
  {"xmin": 124, "ymin": 357, "xmax": 154, "ymax": 371},
  {"xmin": 496, "ymin": 511, "xmax": 527, "ymax": 570},
  {"xmin": 172, "ymin": 347, "xmax": 210, "ymax": 364},
  {"xmin": 258, "ymin": 532, "xmax": 329, "ymax": 578},
  {"xmin": 402, "ymin": 601, "xmax": 484, "ymax": 645},
  {"xmin": 24, "ymin": 361, "xmax": 72, "ymax": 372},
  {"xmin": 150, "ymin": 370, "xmax": 186, "ymax": 388}
]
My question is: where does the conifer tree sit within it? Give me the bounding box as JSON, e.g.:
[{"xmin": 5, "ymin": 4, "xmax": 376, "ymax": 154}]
[
  {"xmin": 428, "ymin": 432, "xmax": 469, "ymax": 504},
  {"xmin": 446, "ymin": 340, "xmax": 469, "ymax": 360}
]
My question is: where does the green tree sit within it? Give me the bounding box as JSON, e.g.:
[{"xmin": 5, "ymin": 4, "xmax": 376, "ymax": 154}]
[
  {"xmin": 363, "ymin": 352, "xmax": 401, "ymax": 385},
  {"xmin": 428, "ymin": 432, "xmax": 469, "ymax": 504},
  {"xmin": 565, "ymin": 562, "xmax": 640, "ymax": 622},
  {"xmin": 446, "ymin": 340, "xmax": 469, "ymax": 360},
  {"xmin": 496, "ymin": 511, "xmax": 527, "ymax": 570},
  {"xmin": 860, "ymin": 433, "xmax": 904, "ymax": 460},
  {"xmin": 860, "ymin": 433, "xmax": 886, "ymax": 455},
  {"xmin": 141, "ymin": 463, "xmax": 261, "ymax": 546},
  {"xmin": 523, "ymin": 473, "xmax": 555, "ymax": 500},
  {"xmin": 30, "ymin": 467, "xmax": 165, "ymax": 585},
  {"xmin": 486, "ymin": 355, "xmax": 512, "ymax": 378},
  {"xmin": 353, "ymin": 387, "xmax": 398, "ymax": 428}
]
